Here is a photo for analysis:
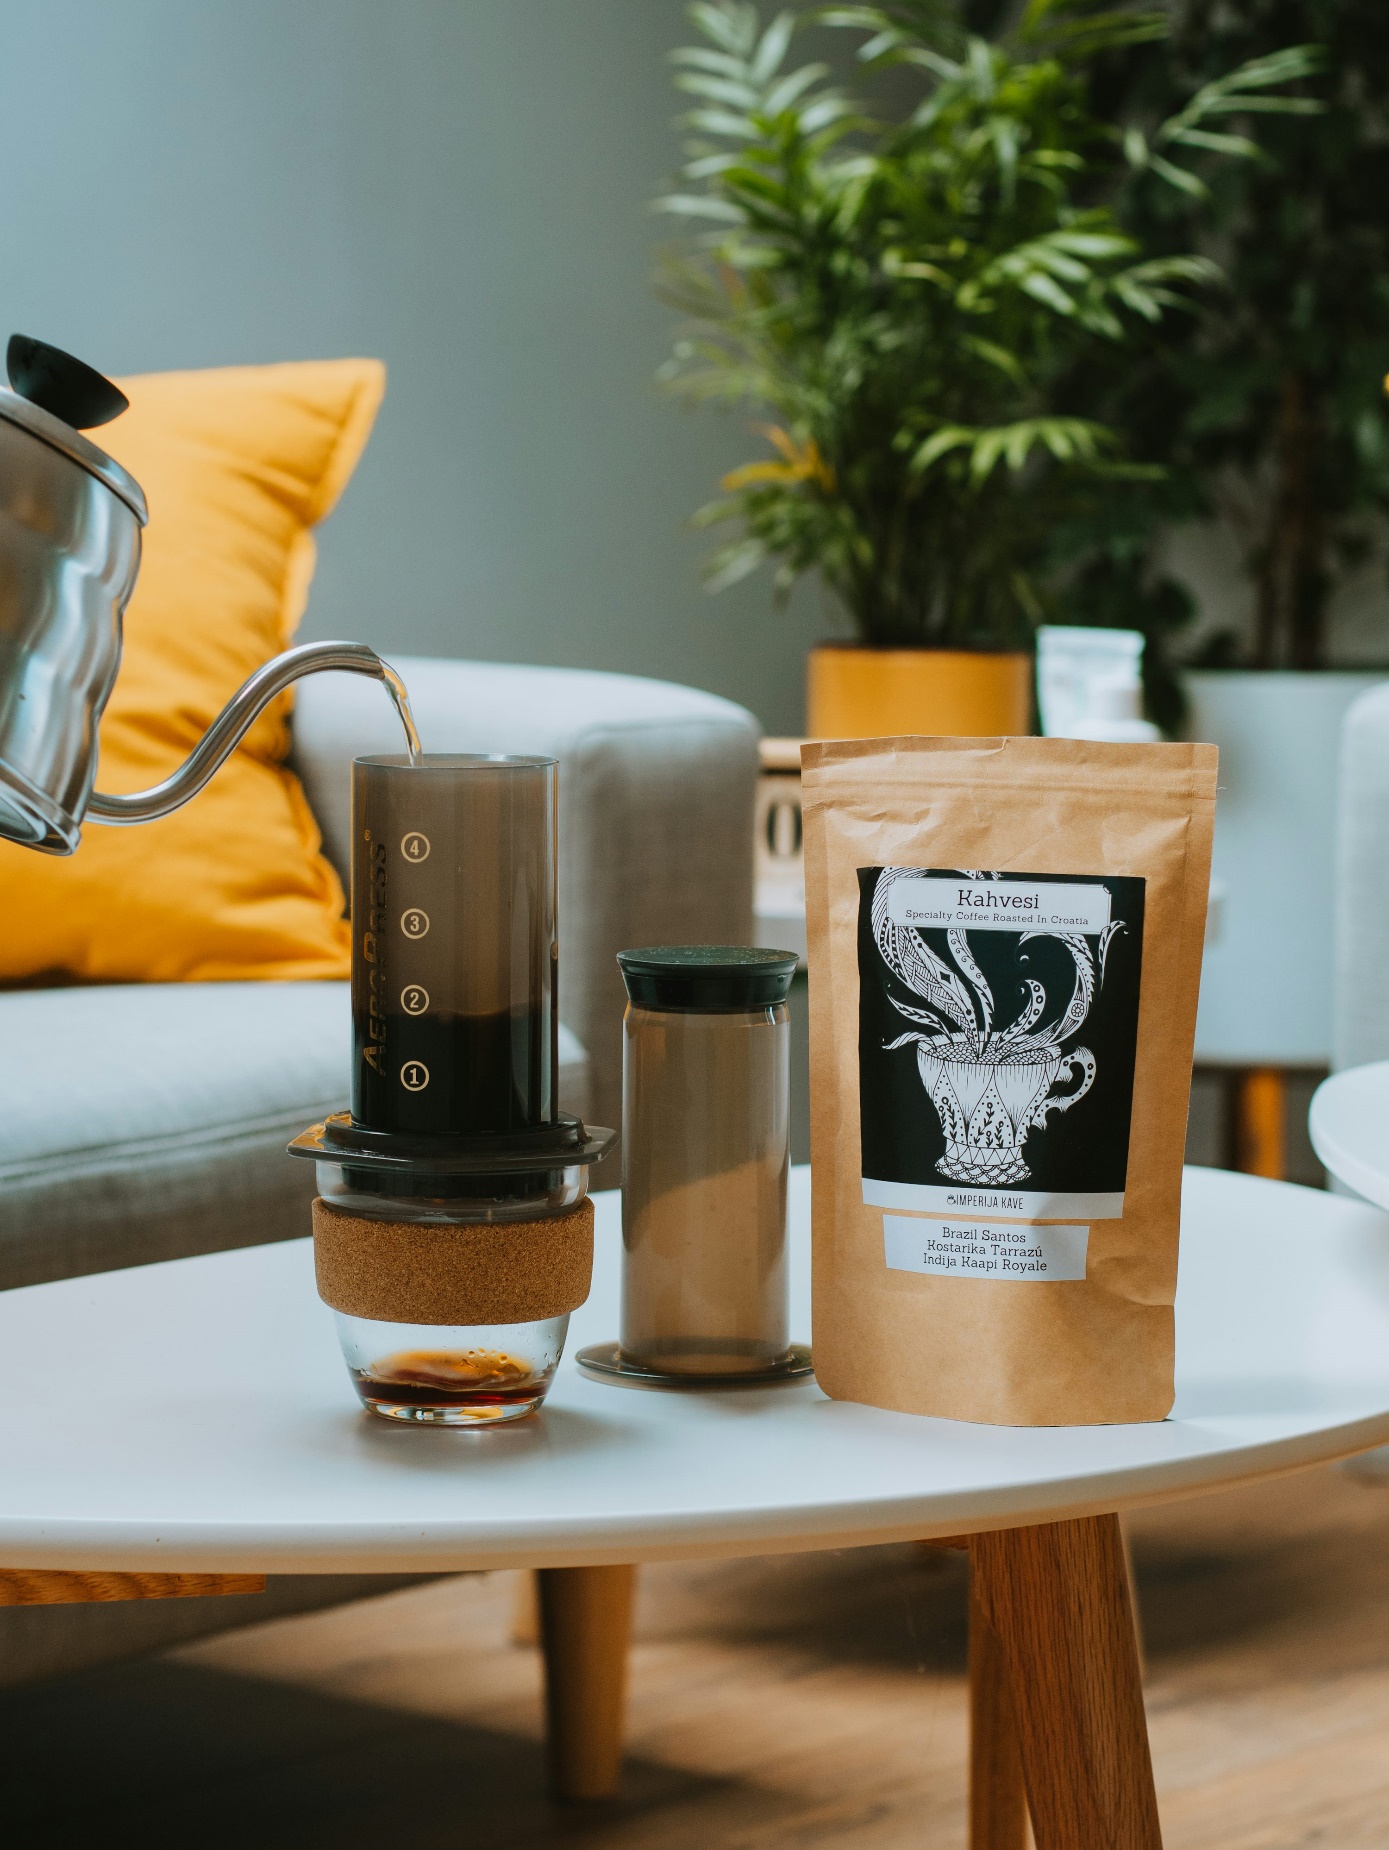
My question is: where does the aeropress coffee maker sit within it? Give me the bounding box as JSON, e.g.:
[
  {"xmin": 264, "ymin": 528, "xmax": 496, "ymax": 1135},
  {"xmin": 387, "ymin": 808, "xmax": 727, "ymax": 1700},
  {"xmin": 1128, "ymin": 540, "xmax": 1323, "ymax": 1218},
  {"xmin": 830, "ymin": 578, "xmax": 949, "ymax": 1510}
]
[{"xmin": 290, "ymin": 754, "xmax": 614, "ymax": 1425}]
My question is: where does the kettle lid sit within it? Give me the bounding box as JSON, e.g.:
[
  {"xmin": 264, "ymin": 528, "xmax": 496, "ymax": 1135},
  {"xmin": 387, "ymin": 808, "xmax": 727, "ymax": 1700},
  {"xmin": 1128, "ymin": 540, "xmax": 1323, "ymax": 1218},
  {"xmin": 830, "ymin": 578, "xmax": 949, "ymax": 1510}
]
[{"xmin": 0, "ymin": 335, "xmax": 146, "ymax": 524}]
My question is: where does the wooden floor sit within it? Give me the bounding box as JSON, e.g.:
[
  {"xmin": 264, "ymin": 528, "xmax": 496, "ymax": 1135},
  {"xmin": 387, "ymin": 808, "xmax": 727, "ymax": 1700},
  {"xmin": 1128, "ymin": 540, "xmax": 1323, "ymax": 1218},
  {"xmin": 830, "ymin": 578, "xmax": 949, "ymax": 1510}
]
[{"xmin": 3, "ymin": 1458, "xmax": 1389, "ymax": 1847}]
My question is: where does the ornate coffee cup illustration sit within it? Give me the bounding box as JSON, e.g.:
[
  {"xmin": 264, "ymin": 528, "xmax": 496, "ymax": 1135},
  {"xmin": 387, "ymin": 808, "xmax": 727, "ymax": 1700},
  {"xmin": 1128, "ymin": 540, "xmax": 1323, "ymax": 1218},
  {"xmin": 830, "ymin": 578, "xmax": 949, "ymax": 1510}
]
[{"xmin": 872, "ymin": 869, "xmax": 1116, "ymax": 1187}]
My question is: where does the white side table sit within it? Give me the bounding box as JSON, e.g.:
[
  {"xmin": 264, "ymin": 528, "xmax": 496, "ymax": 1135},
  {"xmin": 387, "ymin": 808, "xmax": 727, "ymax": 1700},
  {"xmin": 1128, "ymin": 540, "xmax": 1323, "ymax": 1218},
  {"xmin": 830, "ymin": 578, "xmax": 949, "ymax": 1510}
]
[
  {"xmin": 0, "ymin": 1167, "xmax": 1386, "ymax": 1845},
  {"xmin": 1309, "ymin": 1060, "xmax": 1389, "ymax": 1207}
]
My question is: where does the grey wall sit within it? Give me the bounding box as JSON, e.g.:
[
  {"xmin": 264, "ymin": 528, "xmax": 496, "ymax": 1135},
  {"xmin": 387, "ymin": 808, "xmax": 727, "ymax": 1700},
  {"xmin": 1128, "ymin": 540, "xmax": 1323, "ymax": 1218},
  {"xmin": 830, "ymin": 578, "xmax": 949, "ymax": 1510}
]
[{"xmin": 0, "ymin": 0, "xmax": 831, "ymax": 734}]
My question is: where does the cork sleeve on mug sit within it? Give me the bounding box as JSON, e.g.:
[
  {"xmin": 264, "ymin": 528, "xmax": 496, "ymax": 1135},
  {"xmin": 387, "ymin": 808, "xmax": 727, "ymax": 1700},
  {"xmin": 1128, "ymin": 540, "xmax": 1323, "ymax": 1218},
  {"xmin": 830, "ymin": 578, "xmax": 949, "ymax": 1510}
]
[{"xmin": 312, "ymin": 1197, "xmax": 594, "ymax": 1326}]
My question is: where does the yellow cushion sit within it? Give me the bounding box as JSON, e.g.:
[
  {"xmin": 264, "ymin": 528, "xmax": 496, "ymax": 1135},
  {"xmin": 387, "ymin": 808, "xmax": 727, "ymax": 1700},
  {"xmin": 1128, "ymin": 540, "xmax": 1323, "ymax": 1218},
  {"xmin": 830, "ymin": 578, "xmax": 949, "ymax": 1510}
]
[{"xmin": 0, "ymin": 358, "xmax": 385, "ymax": 984}]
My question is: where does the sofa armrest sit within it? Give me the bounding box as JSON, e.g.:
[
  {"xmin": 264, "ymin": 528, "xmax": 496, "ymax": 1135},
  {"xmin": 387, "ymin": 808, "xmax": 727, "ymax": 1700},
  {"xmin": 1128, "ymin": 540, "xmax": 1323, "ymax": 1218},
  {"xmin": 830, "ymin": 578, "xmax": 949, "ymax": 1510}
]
[{"xmin": 290, "ymin": 657, "xmax": 760, "ymax": 1137}]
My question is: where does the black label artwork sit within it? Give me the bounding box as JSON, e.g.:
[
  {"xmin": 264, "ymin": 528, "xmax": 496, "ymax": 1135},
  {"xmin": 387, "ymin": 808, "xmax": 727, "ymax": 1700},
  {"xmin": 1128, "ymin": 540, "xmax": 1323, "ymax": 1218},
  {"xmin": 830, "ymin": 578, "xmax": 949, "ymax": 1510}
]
[{"xmin": 857, "ymin": 869, "xmax": 1145, "ymax": 1217}]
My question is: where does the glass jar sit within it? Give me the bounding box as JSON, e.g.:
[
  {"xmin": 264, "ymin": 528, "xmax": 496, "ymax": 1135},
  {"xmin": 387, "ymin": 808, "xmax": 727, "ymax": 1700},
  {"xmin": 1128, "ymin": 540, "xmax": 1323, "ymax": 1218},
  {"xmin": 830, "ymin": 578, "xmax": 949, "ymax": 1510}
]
[{"xmin": 617, "ymin": 947, "xmax": 797, "ymax": 1377}]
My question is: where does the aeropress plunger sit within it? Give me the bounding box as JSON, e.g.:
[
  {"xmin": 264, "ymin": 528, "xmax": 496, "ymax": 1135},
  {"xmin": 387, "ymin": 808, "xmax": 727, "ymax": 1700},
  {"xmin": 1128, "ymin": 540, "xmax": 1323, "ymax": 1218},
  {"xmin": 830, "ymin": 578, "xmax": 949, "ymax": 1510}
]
[{"xmin": 290, "ymin": 753, "xmax": 614, "ymax": 1424}]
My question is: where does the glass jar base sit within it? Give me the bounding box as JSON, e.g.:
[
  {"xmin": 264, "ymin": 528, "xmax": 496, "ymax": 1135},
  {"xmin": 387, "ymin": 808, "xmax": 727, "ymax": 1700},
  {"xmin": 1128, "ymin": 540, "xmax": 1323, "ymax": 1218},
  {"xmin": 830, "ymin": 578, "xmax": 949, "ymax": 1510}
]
[
  {"xmin": 352, "ymin": 1376, "xmax": 549, "ymax": 1425},
  {"xmin": 576, "ymin": 1341, "xmax": 813, "ymax": 1389}
]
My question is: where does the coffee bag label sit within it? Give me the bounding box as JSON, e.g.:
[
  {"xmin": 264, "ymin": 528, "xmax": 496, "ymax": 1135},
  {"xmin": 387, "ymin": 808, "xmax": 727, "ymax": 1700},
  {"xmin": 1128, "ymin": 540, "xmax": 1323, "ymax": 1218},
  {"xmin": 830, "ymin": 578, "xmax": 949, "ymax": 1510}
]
[
  {"xmin": 858, "ymin": 868, "xmax": 1145, "ymax": 1227},
  {"xmin": 882, "ymin": 1214, "xmax": 1090, "ymax": 1281}
]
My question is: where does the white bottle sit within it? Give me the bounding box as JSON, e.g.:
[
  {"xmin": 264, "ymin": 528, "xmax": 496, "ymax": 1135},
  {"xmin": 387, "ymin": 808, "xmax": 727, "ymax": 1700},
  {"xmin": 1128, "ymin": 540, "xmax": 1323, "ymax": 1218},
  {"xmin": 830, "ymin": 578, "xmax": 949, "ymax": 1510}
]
[
  {"xmin": 1064, "ymin": 673, "xmax": 1161, "ymax": 743},
  {"xmin": 1036, "ymin": 627, "xmax": 1159, "ymax": 741}
]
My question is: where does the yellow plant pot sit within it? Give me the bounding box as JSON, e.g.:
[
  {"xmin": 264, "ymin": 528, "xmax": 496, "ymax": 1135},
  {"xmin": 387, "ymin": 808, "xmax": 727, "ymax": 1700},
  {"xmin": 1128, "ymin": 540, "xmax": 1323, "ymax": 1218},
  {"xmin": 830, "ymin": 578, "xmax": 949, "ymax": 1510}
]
[{"xmin": 806, "ymin": 645, "xmax": 1033, "ymax": 739}]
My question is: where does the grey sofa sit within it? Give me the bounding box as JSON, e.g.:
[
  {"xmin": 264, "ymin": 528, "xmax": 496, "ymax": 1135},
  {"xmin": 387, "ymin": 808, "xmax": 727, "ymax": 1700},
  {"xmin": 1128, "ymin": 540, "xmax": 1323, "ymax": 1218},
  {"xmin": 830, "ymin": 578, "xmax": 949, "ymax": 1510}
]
[
  {"xmin": 1334, "ymin": 680, "xmax": 1389, "ymax": 1074},
  {"xmin": 0, "ymin": 653, "xmax": 758, "ymax": 1684}
]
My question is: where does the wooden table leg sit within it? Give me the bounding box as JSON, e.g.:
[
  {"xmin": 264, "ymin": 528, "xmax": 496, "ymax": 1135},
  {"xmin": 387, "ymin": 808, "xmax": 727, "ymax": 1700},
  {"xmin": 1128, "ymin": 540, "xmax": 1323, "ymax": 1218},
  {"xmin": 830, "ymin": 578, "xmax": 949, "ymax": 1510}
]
[
  {"xmin": 0, "ymin": 1570, "xmax": 264, "ymax": 1604},
  {"xmin": 971, "ymin": 1516, "xmax": 1161, "ymax": 1850},
  {"xmin": 509, "ymin": 1568, "xmax": 541, "ymax": 1645},
  {"xmin": 1121, "ymin": 1516, "xmax": 1146, "ymax": 1676},
  {"xmin": 970, "ymin": 1572, "xmax": 1029, "ymax": 1850},
  {"xmin": 536, "ymin": 1563, "xmax": 635, "ymax": 1802}
]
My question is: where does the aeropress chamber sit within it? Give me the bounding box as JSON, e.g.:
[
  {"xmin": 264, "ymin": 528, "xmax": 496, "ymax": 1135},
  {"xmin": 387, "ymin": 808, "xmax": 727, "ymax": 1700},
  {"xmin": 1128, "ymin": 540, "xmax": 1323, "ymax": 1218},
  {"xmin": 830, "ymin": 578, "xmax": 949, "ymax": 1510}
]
[{"xmin": 290, "ymin": 754, "xmax": 614, "ymax": 1424}]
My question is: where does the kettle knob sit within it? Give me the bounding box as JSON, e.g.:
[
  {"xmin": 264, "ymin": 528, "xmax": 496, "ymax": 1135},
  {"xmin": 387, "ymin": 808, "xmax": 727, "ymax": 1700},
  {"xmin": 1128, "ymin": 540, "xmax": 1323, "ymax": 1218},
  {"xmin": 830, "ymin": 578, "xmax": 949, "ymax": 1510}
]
[{"xmin": 6, "ymin": 334, "xmax": 128, "ymax": 430}]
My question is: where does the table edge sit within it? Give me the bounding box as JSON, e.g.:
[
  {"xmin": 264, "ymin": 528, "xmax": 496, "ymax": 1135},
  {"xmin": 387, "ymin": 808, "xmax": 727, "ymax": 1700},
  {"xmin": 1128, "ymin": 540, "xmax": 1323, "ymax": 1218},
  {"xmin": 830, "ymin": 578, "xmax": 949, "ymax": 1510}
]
[
  {"xmin": 2, "ymin": 1407, "xmax": 1384, "ymax": 1575},
  {"xmin": 1309, "ymin": 1066, "xmax": 1389, "ymax": 1210}
]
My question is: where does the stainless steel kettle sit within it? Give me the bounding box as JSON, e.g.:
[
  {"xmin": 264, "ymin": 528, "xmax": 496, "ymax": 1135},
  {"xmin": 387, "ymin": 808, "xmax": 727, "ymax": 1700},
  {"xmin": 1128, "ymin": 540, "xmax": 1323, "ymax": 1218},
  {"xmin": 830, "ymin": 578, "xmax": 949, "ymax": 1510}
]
[{"xmin": 0, "ymin": 335, "xmax": 413, "ymax": 855}]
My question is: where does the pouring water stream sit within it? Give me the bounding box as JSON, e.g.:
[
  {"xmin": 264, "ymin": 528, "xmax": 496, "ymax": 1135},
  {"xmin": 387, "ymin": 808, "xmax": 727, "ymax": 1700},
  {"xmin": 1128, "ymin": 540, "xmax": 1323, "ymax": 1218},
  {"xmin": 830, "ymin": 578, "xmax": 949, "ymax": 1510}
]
[{"xmin": 380, "ymin": 660, "xmax": 422, "ymax": 763}]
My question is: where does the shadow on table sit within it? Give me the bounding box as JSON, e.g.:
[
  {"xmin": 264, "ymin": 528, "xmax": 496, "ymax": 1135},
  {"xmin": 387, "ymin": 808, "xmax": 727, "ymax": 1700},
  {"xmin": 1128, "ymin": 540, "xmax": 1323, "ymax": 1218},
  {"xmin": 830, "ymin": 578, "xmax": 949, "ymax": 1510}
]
[{"xmin": 638, "ymin": 1540, "xmax": 971, "ymax": 1675}]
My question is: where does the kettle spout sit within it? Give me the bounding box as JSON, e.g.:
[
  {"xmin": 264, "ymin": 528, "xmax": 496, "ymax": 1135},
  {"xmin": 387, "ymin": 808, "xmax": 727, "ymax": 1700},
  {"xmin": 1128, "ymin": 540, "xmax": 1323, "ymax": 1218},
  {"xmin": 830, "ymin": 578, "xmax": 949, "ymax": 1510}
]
[{"xmin": 84, "ymin": 640, "xmax": 419, "ymax": 830}]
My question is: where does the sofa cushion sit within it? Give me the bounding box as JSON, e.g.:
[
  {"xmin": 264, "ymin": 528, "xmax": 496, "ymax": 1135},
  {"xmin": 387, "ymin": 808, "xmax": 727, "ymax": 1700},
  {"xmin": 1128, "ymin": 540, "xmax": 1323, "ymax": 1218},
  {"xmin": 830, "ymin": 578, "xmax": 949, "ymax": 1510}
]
[
  {"xmin": 0, "ymin": 359, "xmax": 384, "ymax": 987},
  {"xmin": 0, "ymin": 983, "xmax": 589, "ymax": 1290}
]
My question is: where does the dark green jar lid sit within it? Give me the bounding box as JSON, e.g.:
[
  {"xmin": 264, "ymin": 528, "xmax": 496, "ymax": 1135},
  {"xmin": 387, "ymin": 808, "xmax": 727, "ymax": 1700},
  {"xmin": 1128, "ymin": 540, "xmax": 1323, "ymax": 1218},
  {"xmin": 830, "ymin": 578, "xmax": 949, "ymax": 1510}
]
[{"xmin": 617, "ymin": 945, "xmax": 798, "ymax": 1012}]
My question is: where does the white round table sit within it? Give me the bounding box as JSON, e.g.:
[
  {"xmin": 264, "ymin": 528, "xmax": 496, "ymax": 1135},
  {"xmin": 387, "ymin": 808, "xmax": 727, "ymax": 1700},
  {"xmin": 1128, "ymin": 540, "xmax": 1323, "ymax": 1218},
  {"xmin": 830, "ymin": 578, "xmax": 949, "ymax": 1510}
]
[
  {"xmin": 0, "ymin": 1165, "xmax": 1382, "ymax": 1572},
  {"xmin": 1, "ymin": 1165, "xmax": 1386, "ymax": 1847},
  {"xmin": 1309, "ymin": 1060, "xmax": 1389, "ymax": 1207}
]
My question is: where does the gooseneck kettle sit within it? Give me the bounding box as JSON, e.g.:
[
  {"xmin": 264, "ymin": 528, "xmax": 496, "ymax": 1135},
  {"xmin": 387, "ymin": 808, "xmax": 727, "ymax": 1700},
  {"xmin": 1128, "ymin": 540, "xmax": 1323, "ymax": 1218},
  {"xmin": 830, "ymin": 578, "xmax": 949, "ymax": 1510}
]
[{"xmin": 0, "ymin": 335, "xmax": 414, "ymax": 855}]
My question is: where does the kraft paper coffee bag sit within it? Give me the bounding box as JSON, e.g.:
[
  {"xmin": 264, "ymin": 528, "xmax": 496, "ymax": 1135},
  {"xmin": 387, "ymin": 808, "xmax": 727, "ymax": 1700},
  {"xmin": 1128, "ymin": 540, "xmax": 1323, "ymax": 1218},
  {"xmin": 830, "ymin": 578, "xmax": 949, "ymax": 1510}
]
[{"xmin": 802, "ymin": 735, "xmax": 1216, "ymax": 1427}]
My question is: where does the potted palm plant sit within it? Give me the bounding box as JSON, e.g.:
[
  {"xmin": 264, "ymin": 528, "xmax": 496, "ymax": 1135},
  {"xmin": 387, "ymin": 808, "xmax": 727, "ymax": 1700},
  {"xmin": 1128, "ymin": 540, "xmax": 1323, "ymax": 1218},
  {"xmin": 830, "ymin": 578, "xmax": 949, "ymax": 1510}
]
[
  {"xmin": 1047, "ymin": 0, "xmax": 1385, "ymax": 1079},
  {"xmin": 656, "ymin": 0, "xmax": 1316, "ymax": 738}
]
